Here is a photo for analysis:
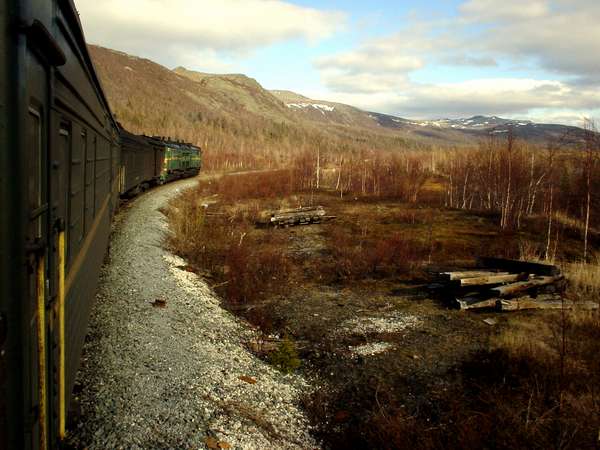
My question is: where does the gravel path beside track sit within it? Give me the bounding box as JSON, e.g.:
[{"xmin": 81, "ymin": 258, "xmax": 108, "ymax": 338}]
[{"xmin": 67, "ymin": 178, "xmax": 317, "ymax": 450}]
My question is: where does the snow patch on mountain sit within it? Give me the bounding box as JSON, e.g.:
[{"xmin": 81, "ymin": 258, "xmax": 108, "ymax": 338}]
[{"xmin": 286, "ymin": 103, "xmax": 335, "ymax": 114}]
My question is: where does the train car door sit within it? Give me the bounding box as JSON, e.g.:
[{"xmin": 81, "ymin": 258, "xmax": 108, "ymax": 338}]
[
  {"xmin": 24, "ymin": 41, "xmax": 50, "ymax": 450},
  {"xmin": 22, "ymin": 17, "xmax": 67, "ymax": 450}
]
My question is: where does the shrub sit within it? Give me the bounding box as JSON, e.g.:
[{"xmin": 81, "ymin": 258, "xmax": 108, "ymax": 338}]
[
  {"xmin": 223, "ymin": 234, "xmax": 292, "ymax": 305},
  {"xmin": 213, "ymin": 169, "xmax": 295, "ymax": 201},
  {"xmin": 269, "ymin": 337, "xmax": 301, "ymax": 374},
  {"xmin": 323, "ymin": 227, "xmax": 426, "ymax": 282}
]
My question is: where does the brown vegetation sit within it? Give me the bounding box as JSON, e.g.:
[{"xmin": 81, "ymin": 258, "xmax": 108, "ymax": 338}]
[
  {"xmin": 165, "ymin": 147, "xmax": 599, "ymax": 449},
  {"xmin": 356, "ymin": 309, "xmax": 600, "ymax": 450}
]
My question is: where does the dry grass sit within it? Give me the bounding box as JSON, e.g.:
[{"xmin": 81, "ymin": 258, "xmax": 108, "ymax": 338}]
[
  {"xmin": 320, "ymin": 227, "xmax": 427, "ymax": 282},
  {"xmin": 353, "ymin": 308, "xmax": 600, "ymax": 450},
  {"xmin": 564, "ymin": 253, "xmax": 600, "ymax": 303}
]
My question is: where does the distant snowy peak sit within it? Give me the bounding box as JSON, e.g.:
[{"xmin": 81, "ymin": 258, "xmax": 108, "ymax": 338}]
[
  {"xmin": 286, "ymin": 102, "xmax": 335, "ymax": 114},
  {"xmin": 421, "ymin": 116, "xmax": 535, "ymax": 130},
  {"xmin": 367, "ymin": 114, "xmax": 538, "ymax": 131}
]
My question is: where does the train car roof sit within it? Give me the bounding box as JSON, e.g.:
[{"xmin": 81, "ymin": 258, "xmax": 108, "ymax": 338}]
[
  {"xmin": 60, "ymin": 0, "xmax": 118, "ymax": 130},
  {"xmin": 151, "ymin": 136, "xmax": 202, "ymax": 152},
  {"xmin": 118, "ymin": 127, "xmax": 201, "ymax": 152}
]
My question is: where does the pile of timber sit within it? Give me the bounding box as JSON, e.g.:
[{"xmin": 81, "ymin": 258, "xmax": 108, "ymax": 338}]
[
  {"xmin": 436, "ymin": 257, "xmax": 595, "ymax": 311},
  {"xmin": 257, "ymin": 206, "xmax": 336, "ymax": 228}
]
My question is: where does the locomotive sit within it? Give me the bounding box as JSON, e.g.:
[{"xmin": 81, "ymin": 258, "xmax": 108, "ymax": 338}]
[{"xmin": 0, "ymin": 1, "xmax": 201, "ymax": 449}]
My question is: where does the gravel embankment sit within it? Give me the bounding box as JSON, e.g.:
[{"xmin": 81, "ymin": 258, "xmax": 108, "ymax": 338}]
[{"xmin": 67, "ymin": 178, "xmax": 317, "ymax": 450}]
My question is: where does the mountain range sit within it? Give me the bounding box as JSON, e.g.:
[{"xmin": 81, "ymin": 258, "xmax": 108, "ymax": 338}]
[{"xmin": 89, "ymin": 45, "xmax": 583, "ymax": 151}]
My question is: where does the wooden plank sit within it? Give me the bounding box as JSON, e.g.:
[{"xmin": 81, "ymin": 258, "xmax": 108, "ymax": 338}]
[
  {"xmin": 491, "ymin": 276, "xmax": 562, "ymax": 298},
  {"xmin": 442, "ymin": 271, "xmax": 509, "ymax": 281},
  {"xmin": 478, "ymin": 257, "xmax": 560, "ymax": 276},
  {"xmin": 497, "ymin": 295, "xmax": 562, "ymax": 311},
  {"xmin": 274, "ymin": 206, "xmax": 324, "ymax": 215},
  {"xmin": 460, "ymin": 273, "xmax": 524, "ymax": 286},
  {"xmin": 456, "ymin": 297, "xmax": 498, "ymax": 310}
]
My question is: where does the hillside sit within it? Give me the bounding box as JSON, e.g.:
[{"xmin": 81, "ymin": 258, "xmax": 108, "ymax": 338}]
[{"xmin": 89, "ymin": 45, "xmax": 433, "ymax": 170}]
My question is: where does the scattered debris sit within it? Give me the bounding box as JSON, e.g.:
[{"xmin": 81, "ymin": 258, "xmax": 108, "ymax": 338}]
[
  {"xmin": 247, "ymin": 337, "xmax": 309, "ymax": 356},
  {"xmin": 256, "ymin": 206, "xmax": 335, "ymax": 228},
  {"xmin": 339, "ymin": 313, "xmax": 423, "ymax": 335},
  {"xmin": 239, "ymin": 375, "xmax": 257, "ymax": 385},
  {"xmin": 151, "ymin": 298, "xmax": 167, "ymax": 308},
  {"xmin": 482, "ymin": 318, "xmax": 498, "ymax": 326},
  {"xmin": 348, "ymin": 342, "xmax": 394, "ymax": 357},
  {"xmin": 204, "ymin": 436, "xmax": 231, "ymax": 449}
]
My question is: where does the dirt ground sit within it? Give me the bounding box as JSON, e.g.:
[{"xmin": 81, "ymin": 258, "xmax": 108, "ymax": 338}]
[{"xmin": 243, "ymin": 221, "xmax": 499, "ymax": 448}]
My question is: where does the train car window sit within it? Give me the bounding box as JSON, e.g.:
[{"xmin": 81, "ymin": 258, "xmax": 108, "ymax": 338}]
[
  {"xmin": 81, "ymin": 130, "xmax": 88, "ymax": 235},
  {"xmin": 67, "ymin": 126, "xmax": 84, "ymax": 257},
  {"xmin": 91, "ymin": 136, "xmax": 97, "ymax": 219},
  {"xmin": 27, "ymin": 107, "xmax": 43, "ymax": 240},
  {"xmin": 59, "ymin": 126, "xmax": 71, "ymax": 263}
]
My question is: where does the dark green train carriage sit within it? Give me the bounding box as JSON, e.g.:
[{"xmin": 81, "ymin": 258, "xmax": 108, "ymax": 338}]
[{"xmin": 1, "ymin": 1, "xmax": 120, "ymax": 449}]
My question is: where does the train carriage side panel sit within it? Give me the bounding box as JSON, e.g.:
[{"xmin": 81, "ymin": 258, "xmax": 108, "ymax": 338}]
[
  {"xmin": 52, "ymin": 9, "xmax": 120, "ymax": 442},
  {"xmin": 1, "ymin": 1, "xmax": 30, "ymax": 448},
  {"xmin": 1, "ymin": 1, "xmax": 119, "ymax": 449},
  {"xmin": 120, "ymin": 130, "xmax": 155, "ymax": 194}
]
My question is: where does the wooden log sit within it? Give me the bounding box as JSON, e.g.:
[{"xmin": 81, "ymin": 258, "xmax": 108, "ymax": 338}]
[
  {"xmin": 257, "ymin": 206, "xmax": 327, "ymax": 227},
  {"xmin": 442, "ymin": 271, "xmax": 510, "ymax": 281},
  {"xmin": 456, "ymin": 297, "xmax": 498, "ymax": 310},
  {"xmin": 478, "ymin": 257, "xmax": 560, "ymax": 276},
  {"xmin": 496, "ymin": 297, "xmax": 599, "ymax": 311},
  {"xmin": 497, "ymin": 295, "xmax": 564, "ymax": 311},
  {"xmin": 491, "ymin": 276, "xmax": 563, "ymax": 298},
  {"xmin": 460, "ymin": 273, "xmax": 524, "ymax": 286},
  {"xmin": 274, "ymin": 206, "xmax": 324, "ymax": 215},
  {"xmin": 271, "ymin": 207, "xmax": 326, "ymax": 222}
]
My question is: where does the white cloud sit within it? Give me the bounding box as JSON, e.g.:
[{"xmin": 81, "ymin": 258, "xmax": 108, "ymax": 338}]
[
  {"xmin": 77, "ymin": 0, "xmax": 345, "ymax": 69},
  {"xmin": 314, "ymin": 0, "xmax": 600, "ymax": 122},
  {"xmin": 317, "ymin": 53, "xmax": 423, "ymax": 75},
  {"xmin": 319, "ymin": 78, "xmax": 600, "ymax": 123},
  {"xmin": 460, "ymin": 0, "xmax": 549, "ymax": 21},
  {"xmin": 464, "ymin": 0, "xmax": 600, "ymax": 77}
]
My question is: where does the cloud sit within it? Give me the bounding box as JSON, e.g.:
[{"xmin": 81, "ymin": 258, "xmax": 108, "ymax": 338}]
[
  {"xmin": 314, "ymin": 0, "xmax": 600, "ymax": 122},
  {"xmin": 316, "ymin": 52, "xmax": 423, "ymax": 75},
  {"xmin": 459, "ymin": 0, "xmax": 550, "ymax": 21},
  {"xmin": 77, "ymin": 0, "xmax": 345, "ymax": 70},
  {"xmin": 318, "ymin": 71, "xmax": 411, "ymax": 94},
  {"xmin": 439, "ymin": 54, "xmax": 497, "ymax": 67},
  {"xmin": 319, "ymin": 78, "xmax": 600, "ymax": 123},
  {"xmin": 462, "ymin": 0, "xmax": 600, "ymax": 78}
]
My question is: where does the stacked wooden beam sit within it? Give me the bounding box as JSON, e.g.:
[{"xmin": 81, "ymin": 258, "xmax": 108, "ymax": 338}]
[
  {"xmin": 436, "ymin": 258, "xmax": 581, "ymax": 311},
  {"xmin": 257, "ymin": 206, "xmax": 336, "ymax": 228}
]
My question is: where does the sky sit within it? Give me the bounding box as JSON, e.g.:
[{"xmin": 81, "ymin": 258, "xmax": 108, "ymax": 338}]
[{"xmin": 76, "ymin": 0, "xmax": 600, "ymax": 125}]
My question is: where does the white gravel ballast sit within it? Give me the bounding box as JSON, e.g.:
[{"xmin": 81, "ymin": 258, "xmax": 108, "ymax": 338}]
[{"xmin": 67, "ymin": 178, "xmax": 318, "ymax": 450}]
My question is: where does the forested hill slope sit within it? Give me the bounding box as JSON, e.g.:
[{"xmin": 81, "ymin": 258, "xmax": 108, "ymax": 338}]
[{"xmin": 89, "ymin": 44, "xmax": 434, "ymax": 168}]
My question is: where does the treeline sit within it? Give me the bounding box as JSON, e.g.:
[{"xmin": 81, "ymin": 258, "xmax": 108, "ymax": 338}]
[
  {"xmin": 439, "ymin": 126, "xmax": 599, "ymax": 259},
  {"xmin": 282, "ymin": 124, "xmax": 598, "ymax": 260}
]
